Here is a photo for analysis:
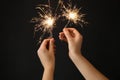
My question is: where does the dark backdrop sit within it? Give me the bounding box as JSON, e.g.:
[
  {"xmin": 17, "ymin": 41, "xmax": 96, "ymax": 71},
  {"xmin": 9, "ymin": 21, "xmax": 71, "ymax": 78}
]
[{"xmin": 1, "ymin": 0, "xmax": 119, "ymax": 80}]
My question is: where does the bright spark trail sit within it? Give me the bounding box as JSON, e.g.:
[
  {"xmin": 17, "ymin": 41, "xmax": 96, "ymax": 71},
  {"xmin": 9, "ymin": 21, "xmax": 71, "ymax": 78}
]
[{"xmin": 31, "ymin": 0, "xmax": 86, "ymax": 43}]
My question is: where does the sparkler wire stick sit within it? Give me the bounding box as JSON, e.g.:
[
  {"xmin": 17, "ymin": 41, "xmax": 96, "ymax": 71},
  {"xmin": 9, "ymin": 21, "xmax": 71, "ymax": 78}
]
[
  {"xmin": 39, "ymin": 31, "xmax": 46, "ymax": 43},
  {"xmin": 65, "ymin": 20, "xmax": 70, "ymax": 28}
]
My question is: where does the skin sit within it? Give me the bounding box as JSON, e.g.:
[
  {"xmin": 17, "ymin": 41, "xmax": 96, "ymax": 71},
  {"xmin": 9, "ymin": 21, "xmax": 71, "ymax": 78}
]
[
  {"xmin": 37, "ymin": 38, "xmax": 55, "ymax": 80},
  {"xmin": 37, "ymin": 28, "xmax": 109, "ymax": 80},
  {"xmin": 59, "ymin": 28, "xmax": 109, "ymax": 80}
]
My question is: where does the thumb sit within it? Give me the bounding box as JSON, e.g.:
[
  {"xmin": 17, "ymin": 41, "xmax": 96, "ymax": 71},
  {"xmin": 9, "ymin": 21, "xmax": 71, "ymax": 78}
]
[
  {"xmin": 50, "ymin": 38, "xmax": 55, "ymax": 51},
  {"xmin": 63, "ymin": 28, "xmax": 72, "ymax": 42}
]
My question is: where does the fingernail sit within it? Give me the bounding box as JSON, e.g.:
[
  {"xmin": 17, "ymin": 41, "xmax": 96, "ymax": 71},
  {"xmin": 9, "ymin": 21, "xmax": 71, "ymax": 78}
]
[
  {"xmin": 51, "ymin": 38, "xmax": 55, "ymax": 42},
  {"xmin": 63, "ymin": 28, "xmax": 67, "ymax": 31}
]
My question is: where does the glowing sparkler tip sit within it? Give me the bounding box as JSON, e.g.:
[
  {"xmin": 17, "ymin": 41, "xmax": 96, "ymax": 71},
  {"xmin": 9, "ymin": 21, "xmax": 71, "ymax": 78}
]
[
  {"xmin": 42, "ymin": 15, "xmax": 56, "ymax": 29},
  {"xmin": 44, "ymin": 16, "xmax": 55, "ymax": 28},
  {"xmin": 46, "ymin": 18, "xmax": 54, "ymax": 26},
  {"xmin": 69, "ymin": 11, "xmax": 77, "ymax": 20},
  {"xmin": 63, "ymin": 9, "xmax": 80, "ymax": 24}
]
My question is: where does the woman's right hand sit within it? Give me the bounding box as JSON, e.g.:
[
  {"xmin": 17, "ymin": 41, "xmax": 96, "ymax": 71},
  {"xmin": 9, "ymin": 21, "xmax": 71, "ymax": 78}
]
[{"xmin": 59, "ymin": 28, "xmax": 83, "ymax": 59}]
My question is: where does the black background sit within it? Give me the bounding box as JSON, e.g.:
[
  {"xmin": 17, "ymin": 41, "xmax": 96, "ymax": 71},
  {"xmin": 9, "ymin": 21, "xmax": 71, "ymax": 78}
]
[{"xmin": 1, "ymin": 0, "xmax": 119, "ymax": 80}]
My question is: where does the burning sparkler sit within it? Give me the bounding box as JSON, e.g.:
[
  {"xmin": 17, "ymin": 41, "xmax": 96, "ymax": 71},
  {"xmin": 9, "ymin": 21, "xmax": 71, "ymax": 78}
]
[
  {"xmin": 31, "ymin": 0, "xmax": 86, "ymax": 43},
  {"xmin": 31, "ymin": 0, "xmax": 57, "ymax": 43},
  {"xmin": 41, "ymin": 14, "xmax": 56, "ymax": 30},
  {"xmin": 61, "ymin": 1, "xmax": 86, "ymax": 27}
]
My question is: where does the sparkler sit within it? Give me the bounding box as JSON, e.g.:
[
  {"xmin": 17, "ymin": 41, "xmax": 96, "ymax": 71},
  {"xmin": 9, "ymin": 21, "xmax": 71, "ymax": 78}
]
[
  {"xmin": 61, "ymin": 0, "xmax": 86, "ymax": 27},
  {"xmin": 31, "ymin": 0, "xmax": 57, "ymax": 43},
  {"xmin": 40, "ymin": 14, "xmax": 56, "ymax": 30},
  {"xmin": 31, "ymin": 0, "xmax": 86, "ymax": 43}
]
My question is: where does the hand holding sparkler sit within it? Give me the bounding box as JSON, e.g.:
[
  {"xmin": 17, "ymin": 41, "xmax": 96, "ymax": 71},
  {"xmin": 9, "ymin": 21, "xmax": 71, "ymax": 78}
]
[
  {"xmin": 37, "ymin": 38, "xmax": 55, "ymax": 80},
  {"xmin": 59, "ymin": 28, "xmax": 109, "ymax": 80},
  {"xmin": 59, "ymin": 28, "xmax": 83, "ymax": 54}
]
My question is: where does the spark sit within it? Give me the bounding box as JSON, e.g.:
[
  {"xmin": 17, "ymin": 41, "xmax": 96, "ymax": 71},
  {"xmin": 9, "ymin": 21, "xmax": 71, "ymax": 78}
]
[
  {"xmin": 32, "ymin": 14, "xmax": 56, "ymax": 43},
  {"xmin": 31, "ymin": 0, "xmax": 87, "ymax": 43},
  {"xmin": 44, "ymin": 17, "xmax": 54, "ymax": 27},
  {"xmin": 61, "ymin": 0, "xmax": 86, "ymax": 27},
  {"xmin": 31, "ymin": 0, "xmax": 57, "ymax": 43},
  {"xmin": 33, "ymin": 3, "xmax": 56, "ymax": 31},
  {"xmin": 41, "ymin": 15, "xmax": 56, "ymax": 29},
  {"xmin": 63, "ymin": 8, "xmax": 80, "ymax": 24},
  {"xmin": 63, "ymin": 8, "xmax": 85, "ymax": 27}
]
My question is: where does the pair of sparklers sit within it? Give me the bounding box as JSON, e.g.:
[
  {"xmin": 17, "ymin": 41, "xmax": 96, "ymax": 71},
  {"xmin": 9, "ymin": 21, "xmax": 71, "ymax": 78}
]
[{"xmin": 31, "ymin": 0, "xmax": 86, "ymax": 43}]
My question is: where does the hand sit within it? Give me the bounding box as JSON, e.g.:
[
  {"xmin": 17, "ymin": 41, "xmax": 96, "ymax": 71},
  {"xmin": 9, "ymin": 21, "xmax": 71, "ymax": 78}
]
[
  {"xmin": 37, "ymin": 38, "xmax": 55, "ymax": 70},
  {"xmin": 59, "ymin": 28, "xmax": 109, "ymax": 80},
  {"xmin": 59, "ymin": 28, "xmax": 83, "ymax": 59}
]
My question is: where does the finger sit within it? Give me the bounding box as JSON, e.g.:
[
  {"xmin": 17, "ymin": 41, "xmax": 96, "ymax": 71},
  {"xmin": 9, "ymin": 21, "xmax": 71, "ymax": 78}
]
[
  {"xmin": 49, "ymin": 38, "xmax": 55, "ymax": 51},
  {"xmin": 66, "ymin": 28, "xmax": 81, "ymax": 36},
  {"xmin": 59, "ymin": 36, "xmax": 67, "ymax": 42},
  {"xmin": 63, "ymin": 28, "xmax": 72, "ymax": 41},
  {"xmin": 67, "ymin": 28, "xmax": 83, "ymax": 40},
  {"xmin": 59, "ymin": 32, "xmax": 64, "ymax": 38},
  {"xmin": 59, "ymin": 32, "xmax": 67, "ymax": 41},
  {"xmin": 40, "ymin": 39, "xmax": 50, "ymax": 49}
]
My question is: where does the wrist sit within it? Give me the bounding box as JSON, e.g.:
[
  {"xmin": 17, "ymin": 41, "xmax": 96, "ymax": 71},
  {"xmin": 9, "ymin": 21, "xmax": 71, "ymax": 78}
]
[
  {"xmin": 43, "ymin": 67, "xmax": 54, "ymax": 80},
  {"xmin": 44, "ymin": 68, "xmax": 54, "ymax": 75},
  {"xmin": 44, "ymin": 66, "xmax": 55, "ymax": 72},
  {"xmin": 69, "ymin": 49, "xmax": 82, "ymax": 56},
  {"xmin": 69, "ymin": 51, "xmax": 83, "ymax": 61}
]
